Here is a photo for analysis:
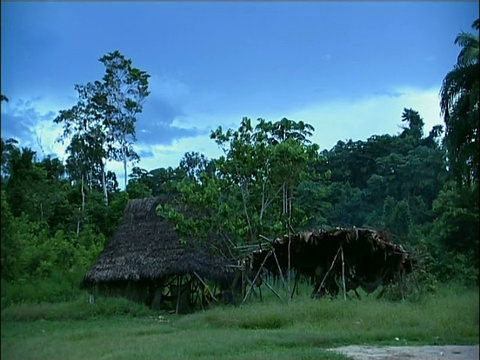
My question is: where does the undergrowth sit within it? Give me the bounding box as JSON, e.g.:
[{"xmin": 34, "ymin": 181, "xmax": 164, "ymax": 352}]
[{"xmin": 1, "ymin": 294, "xmax": 156, "ymax": 322}]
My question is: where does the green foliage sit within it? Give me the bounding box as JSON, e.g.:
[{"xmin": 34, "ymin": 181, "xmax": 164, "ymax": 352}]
[
  {"xmin": 430, "ymin": 182, "xmax": 479, "ymax": 263},
  {"xmin": 2, "ymin": 272, "xmax": 83, "ymax": 308},
  {"xmin": 440, "ymin": 18, "xmax": 479, "ymax": 188},
  {"xmin": 54, "ymin": 50, "xmax": 150, "ymax": 202},
  {"xmin": 1, "ymin": 294, "xmax": 155, "ymax": 321},
  {"xmin": 98, "ymin": 50, "xmax": 150, "ymax": 188},
  {"xmin": 127, "ymin": 165, "xmax": 181, "ymax": 197},
  {"xmin": 1, "ymin": 191, "xmax": 18, "ymax": 281}
]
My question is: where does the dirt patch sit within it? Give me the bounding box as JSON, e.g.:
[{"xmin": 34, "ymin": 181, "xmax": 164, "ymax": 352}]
[{"xmin": 327, "ymin": 345, "xmax": 479, "ymax": 360}]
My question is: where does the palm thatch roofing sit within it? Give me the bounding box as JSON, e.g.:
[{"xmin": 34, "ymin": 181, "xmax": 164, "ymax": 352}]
[
  {"xmin": 81, "ymin": 196, "xmax": 235, "ymax": 288},
  {"xmin": 249, "ymin": 227, "xmax": 414, "ymax": 298}
]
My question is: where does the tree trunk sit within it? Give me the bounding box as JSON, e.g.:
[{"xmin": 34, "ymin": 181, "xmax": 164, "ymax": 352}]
[
  {"xmin": 102, "ymin": 161, "xmax": 108, "ymax": 206},
  {"xmin": 123, "ymin": 148, "xmax": 128, "ymax": 190},
  {"xmin": 77, "ymin": 175, "xmax": 86, "ymax": 237}
]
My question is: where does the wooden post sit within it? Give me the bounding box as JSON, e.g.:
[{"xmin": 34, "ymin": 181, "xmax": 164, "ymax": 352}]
[
  {"xmin": 175, "ymin": 276, "xmax": 181, "ymax": 314},
  {"xmin": 241, "ymin": 268, "xmax": 247, "ymax": 300},
  {"xmin": 341, "ymin": 246, "xmax": 347, "ymax": 301},
  {"xmin": 271, "ymin": 248, "xmax": 288, "ymax": 293},
  {"xmin": 264, "ymin": 280, "xmax": 285, "ymax": 303},
  {"xmin": 241, "ymin": 251, "xmax": 272, "ymax": 306},
  {"xmin": 193, "ymin": 271, "xmax": 218, "ymax": 301},
  {"xmin": 314, "ymin": 246, "xmax": 341, "ymax": 298},
  {"xmin": 397, "ymin": 272, "xmax": 405, "ymax": 301}
]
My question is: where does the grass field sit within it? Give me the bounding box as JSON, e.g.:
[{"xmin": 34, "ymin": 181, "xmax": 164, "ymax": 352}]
[{"xmin": 1, "ymin": 284, "xmax": 478, "ymax": 360}]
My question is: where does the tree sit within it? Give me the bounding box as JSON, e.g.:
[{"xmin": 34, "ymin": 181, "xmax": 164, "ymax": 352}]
[
  {"xmin": 429, "ymin": 181, "xmax": 479, "ymax": 270},
  {"xmin": 55, "ymin": 82, "xmax": 108, "ymax": 204},
  {"xmin": 437, "ymin": 19, "xmax": 479, "ymax": 275},
  {"xmin": 440, "ymin": 18, "xmax": 479, "ymax": 188},
  {"xmin": 179, "ymin": 151, "xmax": 216, "ymax": 181},
  {"xmin": 127, "ymin": 166, "xmax": 183, "ymax": 197},
  {"xmin": 210, "ymin": 117, "xmax": 321, "ymax": 243},
  {"xmin": 455, "ymin": 19, "xmax": 480, "ymax": 67},
  {"xmin": 400, "ymin": 108, "xmax": 424, "ymax": 141},
  {"xmin": 55, "ymin": 51, "xmax": 150, "ymax": 205},
  {"xmin": 98, "ymin": 50, "xmax": 150, "ymax": 189}
]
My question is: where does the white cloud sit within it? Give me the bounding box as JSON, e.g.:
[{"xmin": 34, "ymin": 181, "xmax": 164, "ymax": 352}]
[
  {"xmin": 272, "ymin": 86, "xmax": 443, "ymax": 151},
  {"xmin": 133, "ymin": 85, "xmax": 445, "ymax": 177},
  {"xmin": 3, "ymin": 86, "xmax": 445, "ymax": 190}
]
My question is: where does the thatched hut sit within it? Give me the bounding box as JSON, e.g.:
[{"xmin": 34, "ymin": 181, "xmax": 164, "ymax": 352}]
[{"xmin": 81, "ymin": 196, "xmax": 236, "ymax": 313}]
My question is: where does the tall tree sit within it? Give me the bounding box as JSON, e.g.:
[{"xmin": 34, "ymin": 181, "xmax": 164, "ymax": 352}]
[
  {"xmin": 440, "ymin": 18, "xmax": 479, "ymax": 188},
  {"xmin": 400, "ymin": 108, "xmax": 424, "ymax": 141},
  {"xmin": 55, "ymin": 82, "xmax": 108, "ymax": 208},
  {"xmin": 210, "ymin": 117, "xmax": 321, "ymax": 242},
  {"xmin": 98, "ymin": 50, "xmax": 150, "ymax": 189},
  {"xmin": 55, "ymin": 50, "xmax": 150, "ymax": 204}
]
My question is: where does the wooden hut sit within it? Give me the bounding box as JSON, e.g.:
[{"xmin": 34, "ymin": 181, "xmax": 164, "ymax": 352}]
[{"xmin": 80, "ymin": 196, "xmax": 236, "ymax": 313}]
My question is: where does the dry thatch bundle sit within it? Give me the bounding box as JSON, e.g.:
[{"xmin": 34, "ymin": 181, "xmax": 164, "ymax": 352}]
[
  {"xmin": 81, "ymin": 195, "xmax": 235, "ymax": 288},
  {"xmin": 249, "ymin": 227, "xmax": 414, "ymax": 299}
]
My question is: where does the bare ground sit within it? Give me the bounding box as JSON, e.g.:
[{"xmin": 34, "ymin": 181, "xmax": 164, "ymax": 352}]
[{"xmin": 327, "ymin": 345, "xmax": 479, "ymax": 360}]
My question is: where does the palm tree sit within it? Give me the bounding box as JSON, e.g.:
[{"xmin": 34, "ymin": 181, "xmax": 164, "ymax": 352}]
[
  {"xmin": 440, "ymin": 18, "xmax": 479, "ymax": 187},
  {"xmin": 455, "ymin": 18, "xmax": 479, "ymax": 66}
]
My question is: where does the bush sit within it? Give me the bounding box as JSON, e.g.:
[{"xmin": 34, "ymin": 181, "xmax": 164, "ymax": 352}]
[
  {"xmin": 1, "ymin": 294, "xmax": 155, "ymax": 322},
  {"xmin": 2, "ymin": 272, "xmax": 83, "ymax": 307}
]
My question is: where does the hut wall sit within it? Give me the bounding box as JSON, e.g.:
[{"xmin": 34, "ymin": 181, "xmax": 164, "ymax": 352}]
[
  {"xmin": 151, "ymin": 287, "xmax": 164, "ymax": 310},
  {"xmin": 126, "ymin": 281, "xmax": 149, "ymax": 304}
]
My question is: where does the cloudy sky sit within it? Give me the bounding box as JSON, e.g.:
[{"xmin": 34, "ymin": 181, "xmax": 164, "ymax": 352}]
[{"xmin": 1, "ymin": 2, "xmax": 478, "ymax": 188}]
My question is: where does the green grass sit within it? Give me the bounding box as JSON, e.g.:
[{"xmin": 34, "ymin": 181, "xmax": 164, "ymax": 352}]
[{"xmin": 1, "ymin": 285, "xmax": 478, "ymax": 360}]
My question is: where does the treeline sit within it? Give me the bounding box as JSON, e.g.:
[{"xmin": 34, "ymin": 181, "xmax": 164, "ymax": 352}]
[{"xmin": 1, "ymin": 19, "xmax": 478, "ymax": 306}]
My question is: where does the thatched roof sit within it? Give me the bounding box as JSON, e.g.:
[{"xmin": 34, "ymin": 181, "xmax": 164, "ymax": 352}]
[
  {"xmin": 250, "ymin": 227, "xmax": 414, "ymax": 297},
  {"xmin": 81, "ymin": 196, "xmax": 235, "ymax": 288}
]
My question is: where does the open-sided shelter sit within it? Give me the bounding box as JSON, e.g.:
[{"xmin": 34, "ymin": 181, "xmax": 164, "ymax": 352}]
[{"xmin": 249, "ymin": 227, "xmax": 415, "ymax": 301}]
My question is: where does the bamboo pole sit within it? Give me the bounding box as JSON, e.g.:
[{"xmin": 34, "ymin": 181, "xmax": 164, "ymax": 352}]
[
  {"xmin": 241, "ymin": 251, "xmax": 272, "ymax": 306},
  {"xmin": 397, "ymin": 272, "xmax": 405, "ymax": 301},
  {"xmin": 193, "ymin": 271, "xmax": 218, "ymax": 302},
  {"xmin": 271, "ymin": 248, "xmax": 288, "ymax": 293},
  {"xmin": 314, "ymin": 246, "xmax": 341, "ymax": 298},
  {"xmin": 264, "ymin": 280, "xmax": 285, "ymax": 303},
  {"xmin": 287, "ymin": 233, "xmax": 291, "ymax": 302},
  {"xmin": 341, "ymin": 246, "xmax": 347, "ymax": 301},
  {"xmin": 175, "ymin": 276, "xmax": 181, "ymax": 314}
]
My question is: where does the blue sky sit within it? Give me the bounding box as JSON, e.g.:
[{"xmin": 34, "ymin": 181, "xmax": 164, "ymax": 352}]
[{"xmin": 1, "ymin": 2, "xmax": 478, "ymax": 188}]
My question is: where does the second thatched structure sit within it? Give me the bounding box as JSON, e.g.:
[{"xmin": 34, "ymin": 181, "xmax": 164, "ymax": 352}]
[{"xmin": 248, "ymin": 227, "xmax": 415, "ymax": 301}]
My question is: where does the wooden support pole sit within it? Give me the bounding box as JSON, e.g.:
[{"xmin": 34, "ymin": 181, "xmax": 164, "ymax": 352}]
[
  {"xmin": 287, "ymin": 232, "xmax": 292, "ymax": 303},
  {"xmin": 264, "ymin": 280, "xmax": 285, "ymax": 303},
  {"xmin": 271, "ymin": 248, "xmax": 288, "ymax": 293},
  {"xmin": 341, "ymin": 246, "xmax": 347, "ymax": 301},
  {"xmin": 397, "ymin": 272, "xmax": 405, "ymax": 301},
  {"xmin": 193, "ymin": 271, "xmax": 218, "ymax": 302},
  {"xmin": 175, "ymin": 276, "xmax": 181, "ymax": 314},
  {"xmin": 241, "ymin": 251, "xmax": 272, "ymax": 306},
  {"xmin": 314, "ymin": 246, "xmax": 341, "ymax": 297}
]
